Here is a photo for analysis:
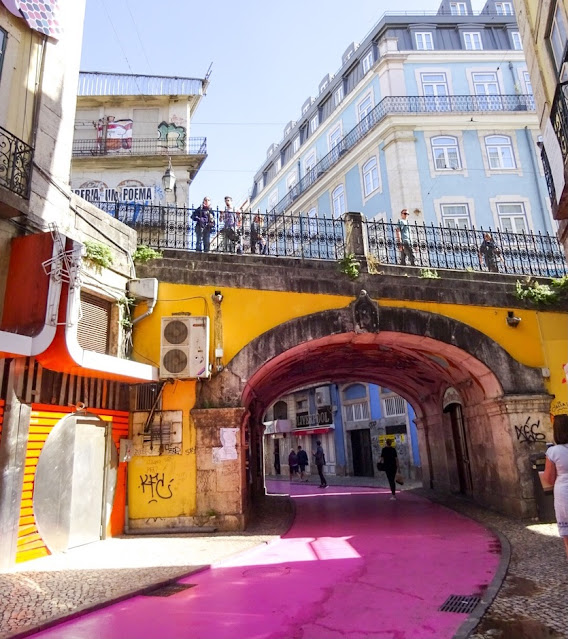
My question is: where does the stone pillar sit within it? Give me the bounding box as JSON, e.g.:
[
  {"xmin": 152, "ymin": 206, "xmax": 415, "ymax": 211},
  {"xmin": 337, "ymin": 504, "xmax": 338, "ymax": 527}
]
[
  {"xmin": 0, "ymin": 359, "xmax": 31, "ymax": 570},
  {"xmin": 345, "ymin": 211, "xmax": 368, "ymax": 261},
  {"xmin": 191, "ymin": 407, "xmax": 247, "ymax": 531}
]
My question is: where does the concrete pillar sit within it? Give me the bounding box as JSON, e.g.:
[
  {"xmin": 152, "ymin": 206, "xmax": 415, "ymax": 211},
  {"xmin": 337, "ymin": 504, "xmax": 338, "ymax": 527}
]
[
  {"xmin": 0, "ymin": 359, "xmax": 31, "ymax": 570},
  {"xmin": 345, "ymin": 211, "xmax": 368, "ymax": 260}
]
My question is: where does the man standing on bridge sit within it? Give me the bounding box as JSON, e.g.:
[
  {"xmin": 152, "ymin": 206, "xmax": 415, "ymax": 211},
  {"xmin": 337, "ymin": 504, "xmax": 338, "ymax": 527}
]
[{"xmin": 395, "ymin": 208, "xmax": 416, "ymax": 266}]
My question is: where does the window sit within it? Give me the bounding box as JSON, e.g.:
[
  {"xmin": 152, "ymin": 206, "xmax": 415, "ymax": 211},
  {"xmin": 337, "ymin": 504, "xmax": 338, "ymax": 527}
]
[
  {"xmin": 132, "ymin": 108, "xmax": 159, "ymax": 138},
  {"xmin": 334, "ymin": 85, "xmax": 344, "ymax": 106},
  {"xmin": 344, "ymin": 401, "xmax": 369, "ymax": 422},
  {"xmin": 320, "ymin": 80, "xmax": 328, "ymax": 94},
  {"xmin": 511, "ymin": 31, "xmax": 522, "ymax": 51},
  {"xmin": 463, "ymin": 32, "xmax": 483, "ymax": 50},
  {"xmin": 293, "ymin": 136, "xmax": 300, "ymax": 153},
  {"xmin": 383, "ymin": 396, "xmax": 406, "ymax": 417},
  {"xmin": 431, "ymin": 136, "xmax": 461, "ymax": 170},
  {"xmin": 450, "ymin": 2, "xmax": 467, "ymax": 15},
  {"xmin": 415, "ymin": 32, "xmax": 434, "ymax": 50},
  {"xmin": 498, "ymin": 203, "xmax": 528, "ymax": 232},
  {"xmin": 304, "ymin": 150, "xmax": 316, "ymax": 175},
  {"xmin": 302, "ymin": 103, "xmax": 311, "ymax": 115},
  {"xmin": 473, "ymin": 72, "xmax": 500, "ymax": 109},
  {"xmin": 0, "ymin": 28, "xmax": 7, "ymax": 83},
  {"xmin": 358, "ymin": 94, "xmax": 373, "ymax": 122},
  {"xmin": 274, "ymin": 401, "xmax": 288, "ymax": 420},
  {"xmin": 362, "ymin": 158, "xmax": 379, "ymax": 196},
  {"xmin": 78, "ymin": 292, "xmax": 111, "ymax": 354},
  {"xmin": 275, "ymin": 157, "xmax": 281, "ymax": 173},
  {"xmin": 332, "ymin": 185, "xmax": 345, "ymax": 217},
  {"xmin": 362, "ymin": 51, "xmax": 373, "ymax": 73},
  {"xmin": 485, "ymin": 135, "xmax": 515, "ymax": 169},
  {"xmin": 522, "ymin": 70, "xmax": 533, "ymax": 95},
  {"xmin": 495, "ymin": 2, "xmax": 513, "ymax": 15},
  {"xmin": 286, "ymin": 172, "xmax": 297, "ymax": 192},
  {"xmin": 441, "ymin": 204, "xmax": 471, "ymax": 228},
  {"xmin": 329, "ymin": 124, "xmax": 342, "ymax": 151},
  {"xmin": 268, "ymin": 190, "xmax": 278, "ymax": 210},
  {"xmin": 421, "ymin": 72, "xmax": 449, "ymax": 110},
  {"xmin": 549, "ymin": 3, "xmax": 568, "ymax": 71},
  {"xmin": 310, "ymin": 115, "xmax": 319, "ymax": 134}
]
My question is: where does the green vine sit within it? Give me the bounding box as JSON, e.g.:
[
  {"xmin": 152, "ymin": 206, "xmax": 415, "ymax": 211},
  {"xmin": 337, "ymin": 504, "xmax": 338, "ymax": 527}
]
[
  {"xmin": 419, "ymin": 268, "xmax": 440, "ymax": 279},
  {"xmin": 514, "ymin": 276, "xmax": 568, "ymax": 306},
  {"xmin": 118, "ymin": 296, "xmax": 135, "ymax": 329},
  {"xmin": 84, "ymin": 241, "xmax": 113, "ymax": 269},
  {"xmin": 132, "ymin": 245, "xmax": 163, "ymax": 263},
  {"xmin": 338, "ymin": 254, "xmax": 361, "ymax": 280}
]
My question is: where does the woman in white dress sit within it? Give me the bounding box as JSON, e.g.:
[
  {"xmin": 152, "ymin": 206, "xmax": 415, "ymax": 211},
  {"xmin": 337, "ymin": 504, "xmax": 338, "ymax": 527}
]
[{"xmin": 543, "ymin": 414, "xmax": 568, "ymax": 558}]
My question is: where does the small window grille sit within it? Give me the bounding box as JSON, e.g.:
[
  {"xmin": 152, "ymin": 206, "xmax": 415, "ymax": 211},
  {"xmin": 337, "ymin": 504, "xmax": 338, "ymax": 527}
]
[
  {"xmin": 134, "ymin": 383, "xmax": 162, "ymax": 411},
  {"xmin": 383, "ymin": 396, "xmax": 406, "ymax": 417}
]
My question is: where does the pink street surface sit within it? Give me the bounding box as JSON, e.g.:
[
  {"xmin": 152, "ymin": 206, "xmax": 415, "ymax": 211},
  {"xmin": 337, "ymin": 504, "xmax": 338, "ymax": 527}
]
[{"xmin": 30, "ymin": 484, "xmax": 500, "ymax": 639}]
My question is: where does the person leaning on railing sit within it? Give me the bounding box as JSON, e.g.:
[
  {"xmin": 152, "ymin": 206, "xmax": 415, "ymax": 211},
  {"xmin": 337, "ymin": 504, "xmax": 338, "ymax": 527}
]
[
  {"xmin": 250, "ymin": 213, "xmax": 267, "ymax": 255},
  {"xmin": 395, "ymin": 209, "xmax": 416, "ymax": 266},
  {"xmin": 191, "ymin": 197, "xmax": 215, "ymax": 253},
  {"xmin": 478, "ymin": 232, "xmax": 500, "ymax": 273}
]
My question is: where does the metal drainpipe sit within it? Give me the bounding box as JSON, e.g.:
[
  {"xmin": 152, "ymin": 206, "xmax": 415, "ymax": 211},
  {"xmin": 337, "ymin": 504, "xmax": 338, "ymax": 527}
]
[{"xmin": 525, "ymin": 126, "xmax": 554, "ymax": 235}]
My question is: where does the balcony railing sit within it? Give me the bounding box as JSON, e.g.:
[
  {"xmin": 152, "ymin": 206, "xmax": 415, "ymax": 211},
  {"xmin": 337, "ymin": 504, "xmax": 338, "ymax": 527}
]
[
  {"xmin": 72, "ymin": 136, "xmax": 207, "ymax": 157},
  {"xmin": 0, "ymin": 125, "xmax": 34, "ymax": 198},
  {"xmin": 95, "ymin": 201, "xmax": 567, "ymax": 278},
  {"xmin": 267, "ymin": 93, "xmax": 535, "ymax": 216}
]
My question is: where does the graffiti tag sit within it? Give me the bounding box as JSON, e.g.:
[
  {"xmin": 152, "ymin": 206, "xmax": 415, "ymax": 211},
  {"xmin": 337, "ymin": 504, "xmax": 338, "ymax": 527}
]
[
  {"xmin": 139, "ymin": 473, "xmax": 174, "ymax": 504},
  {"xmin": 514, "ymin": 417, "xmax": 545, "ymax": 444}
]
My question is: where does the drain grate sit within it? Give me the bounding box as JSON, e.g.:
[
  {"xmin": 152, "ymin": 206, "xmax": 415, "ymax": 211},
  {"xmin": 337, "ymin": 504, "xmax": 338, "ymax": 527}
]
[
  {"xmin": 439, "ymin": 594, "xmax": 481, "ymax": 614},
  {"xmin": 145, "ymin": 583, "xmax": 196, "ymax": 597}
]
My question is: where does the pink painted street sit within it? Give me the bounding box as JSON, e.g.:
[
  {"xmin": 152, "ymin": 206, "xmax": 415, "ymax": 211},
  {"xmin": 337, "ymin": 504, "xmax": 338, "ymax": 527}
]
[{"xmin": 28, "ymin": 482, "xmax": 500, "ymax": 639}]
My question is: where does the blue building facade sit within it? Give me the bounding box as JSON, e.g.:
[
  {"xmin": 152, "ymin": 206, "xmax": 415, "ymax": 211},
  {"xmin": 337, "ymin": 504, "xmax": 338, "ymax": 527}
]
[{"xmin": 249, "ymin": 0, "xmax": 554, "ymax": 238}]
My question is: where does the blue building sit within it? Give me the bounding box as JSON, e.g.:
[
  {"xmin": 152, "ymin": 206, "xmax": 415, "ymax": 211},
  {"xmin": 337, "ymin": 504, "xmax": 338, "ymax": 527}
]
[{"xmin": 249, "ymin": 0, "xmax": 554, "ymax": 241}]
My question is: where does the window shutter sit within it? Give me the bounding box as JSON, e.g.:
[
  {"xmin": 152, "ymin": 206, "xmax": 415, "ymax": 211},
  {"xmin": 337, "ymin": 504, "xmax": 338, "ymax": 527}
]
[{"xmin": 77, "ymin": 292, "xmax": 111, "ymax": 354}]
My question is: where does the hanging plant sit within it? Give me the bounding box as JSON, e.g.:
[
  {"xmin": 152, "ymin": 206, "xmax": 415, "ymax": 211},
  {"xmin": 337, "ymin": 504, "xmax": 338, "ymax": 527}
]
[
  {"xmin": 338, "ymin": 254, "xmax": 361, "ymax": 280},
  {"xmin": 83, "ymin": 241, "xmax": 113, "ymax": 269},
  {"xmin": 132, "ymin": 245, "xmax": 163, "ymax": 263}
]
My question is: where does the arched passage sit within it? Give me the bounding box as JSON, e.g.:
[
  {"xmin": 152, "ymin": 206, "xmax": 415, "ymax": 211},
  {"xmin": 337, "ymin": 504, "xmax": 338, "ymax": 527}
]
[{"xmin": 205, "ymin": 305, "xmax": 551, "ymax": 518}]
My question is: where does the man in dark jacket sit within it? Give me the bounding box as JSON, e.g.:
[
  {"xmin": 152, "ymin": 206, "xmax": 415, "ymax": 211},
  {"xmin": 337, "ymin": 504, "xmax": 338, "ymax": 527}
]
[
  {"xmin": 313, "ymin": 440, "xmax": 327, "ymax": 488},
  {"xmin": 191, "ymin": 197, "xmax": 215, "ymax": 252},
  {"xmin": 297, "ymin": 445, "xmax": 309, "ymax": 481}
]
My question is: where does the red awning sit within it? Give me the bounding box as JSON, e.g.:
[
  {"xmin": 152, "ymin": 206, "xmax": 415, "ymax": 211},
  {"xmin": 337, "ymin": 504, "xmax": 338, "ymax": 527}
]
[{"xmin": 291, "ymin": 427, "xmax": 333, "ymax": 437}]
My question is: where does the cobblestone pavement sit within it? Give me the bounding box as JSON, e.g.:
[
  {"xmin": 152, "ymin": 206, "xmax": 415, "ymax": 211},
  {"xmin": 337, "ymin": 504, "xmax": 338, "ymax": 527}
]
[{"xmin": 1, "ymin": 475, "xmax": 567, "ymax": 639}]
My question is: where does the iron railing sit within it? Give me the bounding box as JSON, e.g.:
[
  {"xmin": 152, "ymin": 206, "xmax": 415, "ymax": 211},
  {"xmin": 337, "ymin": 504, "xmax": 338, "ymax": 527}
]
[
  {"xmin": 267, "ymin": 94, "xmax": 535, "ymax": 216},
  {"xmin": 95, "ymin": 201, "xmax": 567, "ymax": 277},
  {"xmin": 0, "ymin": 125, "xmax": 34, "ymax": 198},
  {"xmin": 72, "ymin": 136, "xmax": 207, "ymax": 157},
  {"xmin": 540, "ymin": 144, "xmax": 557, "ymax": 207},
  {"xmin": 366, "ymin": 219, "xmax": 568, "ymax": 278}
]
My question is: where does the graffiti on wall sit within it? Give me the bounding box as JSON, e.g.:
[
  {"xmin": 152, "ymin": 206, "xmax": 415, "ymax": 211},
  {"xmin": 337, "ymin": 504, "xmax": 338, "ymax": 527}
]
[
  {"xmin": 158, "ymin": 121, "xmax": 186, "ymax": 148},
  {"xmin": 97, "ymin": 116, "xmax": 133, "ymax": 151},
  {"xmin": 514, "ymin": 417, "xmax": 546, "ymax": 444},
  {"xmin": 139, "ymin": 473, "xmax": 174, "ymax": 504}
]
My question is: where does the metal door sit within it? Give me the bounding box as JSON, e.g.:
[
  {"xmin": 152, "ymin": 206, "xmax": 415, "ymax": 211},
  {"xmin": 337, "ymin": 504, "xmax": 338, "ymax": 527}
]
[
  {"xmin": 68, "ymin": 423, "xmax": 105, "ymax": 548},
  {"xmin": 448, "ymin": 403, "xmax": 473, "ymax": 494},
  {"xmin": 351, "ymin": 429, "xmax": 374, "ymax": 477}
]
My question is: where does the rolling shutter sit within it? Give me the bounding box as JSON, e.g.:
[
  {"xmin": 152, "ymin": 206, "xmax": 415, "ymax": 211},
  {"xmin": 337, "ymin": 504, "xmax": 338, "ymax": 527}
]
[{"xmin": 77, "ymin": 291, "xmax": 111, "ymax": 354}]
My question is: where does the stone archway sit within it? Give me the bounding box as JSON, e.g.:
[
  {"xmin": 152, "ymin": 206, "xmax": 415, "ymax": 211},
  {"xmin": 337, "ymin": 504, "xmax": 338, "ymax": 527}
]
[{"xmin": 200, "ymin": 304, "xmax": 551, "ymax": 518}]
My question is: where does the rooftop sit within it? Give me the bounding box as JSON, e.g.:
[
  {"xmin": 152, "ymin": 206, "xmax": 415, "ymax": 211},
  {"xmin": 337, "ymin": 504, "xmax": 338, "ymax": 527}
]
[{"xmin": 77, "ymin": 71, "xmax": 207, "ymax": 98}]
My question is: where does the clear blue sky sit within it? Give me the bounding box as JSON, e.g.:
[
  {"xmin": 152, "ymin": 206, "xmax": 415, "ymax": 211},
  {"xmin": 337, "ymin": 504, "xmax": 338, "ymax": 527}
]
[{"xmin": 81, "ymin": 0, "xmax": 485, "ymax": 208}]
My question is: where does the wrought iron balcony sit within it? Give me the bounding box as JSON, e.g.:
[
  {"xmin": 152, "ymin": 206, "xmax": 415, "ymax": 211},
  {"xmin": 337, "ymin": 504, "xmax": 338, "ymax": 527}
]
[
  {"xmin": 267, "ymin": 93, "xmax": 535, "ymax": 216},
  {"xmin": 72, "ymin": 136, "xmax": 207, "ymax": 157},
  {"xmin": 95, "ymin": 201, "xmax": 567, "ymax": 278},
  {"xmin": 0, "ymin": 125, "xmax": 34, "ymax": 198}
]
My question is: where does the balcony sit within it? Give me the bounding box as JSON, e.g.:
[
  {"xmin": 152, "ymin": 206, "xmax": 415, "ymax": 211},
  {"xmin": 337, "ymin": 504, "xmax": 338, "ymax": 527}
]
[
  {"xmin": 0, "ymin": 125, "xmax": 34, "ymax": 199},
  {"xmin": 72, "ymin": 136, "xmax": 207, "ymax": 158},
  {"xmin": 267, "ymin": 94, "xmax": 535, "ymax": 216}
]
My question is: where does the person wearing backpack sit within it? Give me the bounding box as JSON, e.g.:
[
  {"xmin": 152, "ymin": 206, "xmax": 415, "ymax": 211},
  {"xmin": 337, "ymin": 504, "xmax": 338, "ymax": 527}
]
[{"xmin": 313, "ymin": 440, "xmax": 327, "ymax": 488}]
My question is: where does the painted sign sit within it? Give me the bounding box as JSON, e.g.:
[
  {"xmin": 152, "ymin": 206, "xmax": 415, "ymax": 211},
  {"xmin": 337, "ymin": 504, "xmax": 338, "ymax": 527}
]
[
  {"xmin": 379, "ymin": 434, "xmax": 406, "ymax": 447},
  {"xmin": 73, "ymin": 186, "xmax": 154, "ymax": 203},
  {"xmin": 296, "ymin": 407, "xmax": 333, "ymax": 428}
]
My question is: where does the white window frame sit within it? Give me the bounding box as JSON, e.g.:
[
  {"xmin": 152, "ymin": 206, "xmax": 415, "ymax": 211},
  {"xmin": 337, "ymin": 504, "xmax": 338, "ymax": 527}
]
[
  {"xmin": 440, "ymin": 204, "xmax": 472, "ymax": 229},
  {"xmin": 362, "ymin": 157, "xmax": 379, "ymax": 197},
  {"xmin": 511, "ymin": 31, "xmax": 522, "ymax": 51},
  {"xmin": 310, "ymin": 115, "xmax": 319, "ymax": 134},
  {"xmin": 286, "ymin": 172, "xmax": 298, "ymax": 192},
  {"xmin": 497, "ymin": 203, "xmax": 528, "ymax": 233},
  {"xmin": 421, "ymin": 72, "xmax": 450, "ymax": 110},
  {"xmin": 293, "ymin": 136, "xmax": 300, "ymax": 153},
  {"xmin": 362, "ymin": 51, "xmax": 373, "ymax": 73},
  {"xmin": 485, "ymin": 135, "xmax": 516, "ymax": 170},
  {"xmin": 357, "ymin": 92, "xmax": 374, "ymax": 122},
  {"xmin": 304, "ymin": 150, "xmax": 316, "ymax": 175},
  {"xmin": 344, "ymin": 400, "xmax": 370, "ymax": 423},
  {"xmin": 463, "ymin": 32, "xmax": 483, "ymax": 50},
  {"xmin": 268, "ymin": 190, "xmax": 278, "ymax": 210},
  {"xmin": 415, "ymin": 32, "xmax": 434, "ymax": 50},
  {"xmin": 450, "ymin": 2, "xmax": 467, "ymax": 15},
  {"xmin": 382, "ymin": 395, "xmax": 406, "ymax": 417},
  {"xmin": 495, "ymin": 2, "xmax": 513, "ymax": 15},
  {"xmin": 334, "ymin": 85, "xmax": 344, "ymax": 107},
  {"xmin": 275, "ymin": 157, "xmax": 281, "ymax": 173},
  {"xmin": 549, "ymin": 3, "xmax": 568, "ymax": 71},
  {"xmin": 431, "ymin": 136, "xmax": 461, "ymax": 170},
  {"xmin": 328, "ymin": 124, "xmax": 343, "ymax": 152},
  {"xmin": 320, "ymin": 80, "xmax": 328, "ymax": 94},
  {"xmin": 332, "ymin": 184, "xmax": 346, "ymax": 218},
  {"xmin": 522, "ymin": 70, "xmax": 533, "ymax": 95}
]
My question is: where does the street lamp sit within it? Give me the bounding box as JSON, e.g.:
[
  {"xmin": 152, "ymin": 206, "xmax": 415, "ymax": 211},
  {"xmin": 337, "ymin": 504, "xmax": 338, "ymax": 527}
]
[{"xmin": 162, "ymin": 157, "xmax": 176, "ymax": 193}]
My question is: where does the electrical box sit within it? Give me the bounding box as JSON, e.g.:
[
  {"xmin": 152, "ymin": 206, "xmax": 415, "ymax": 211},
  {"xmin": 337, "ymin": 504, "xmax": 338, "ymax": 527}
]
[
  {"xmin": 160, "ymin": 316, "xmax": 210, "ymax": 379},
  {"xmin": 127, "ymin": 278, "xmax": 158, "ymax": 300},
  {"xmin": 315, "ymin": 385, "xmax": 331, "ymax": 407}
]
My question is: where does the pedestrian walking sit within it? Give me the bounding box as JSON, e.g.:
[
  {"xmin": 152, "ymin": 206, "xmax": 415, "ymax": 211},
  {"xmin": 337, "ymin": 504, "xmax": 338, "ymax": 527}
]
[
  {"xmin": 379, "ymin": 438, "xmax": 400, "ymax": 500},
  {"xmin": 274, "ymin": 449, "xmax": 281, "ymax": 475},
  {"xmin": 395, "ymin": 208, "xmax": 416, "ymax": 266},
  {"xmin": 479, "ymin": 232, "xmax": 500, "ymax": 273},
  {"xmin": 288, "ymin": 449, "xmax": 299, "ymax": 481},
  {"xmin": 313, "ymin": 440, "xmax": 327, "ymax": 488},
  {"xmin": 297, "ymin": 445, "xmax": 309, "ymax": 481},
  {"xmin": 191, "ymin": 197, "xmax": 215, "ymax": 253},
  {"xmin": 542, "ymin": 413, "xmax": 568, "ymax": 558}
]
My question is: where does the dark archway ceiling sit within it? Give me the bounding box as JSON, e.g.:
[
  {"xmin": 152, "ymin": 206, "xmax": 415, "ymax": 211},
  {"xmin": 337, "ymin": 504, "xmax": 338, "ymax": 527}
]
[{"xmin": 242, "ymin": 331, "xmax": 501, "ymax": 421}]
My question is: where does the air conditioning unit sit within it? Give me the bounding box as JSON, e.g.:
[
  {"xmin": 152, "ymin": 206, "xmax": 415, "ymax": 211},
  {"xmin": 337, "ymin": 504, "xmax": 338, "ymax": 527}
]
[
  {"xmin": 315, "ymin": 385, "xmax": 331, "ymax": 407},
  {"xmin": 160, "ymin": 316, "xmax": 210, "ymax": 379}
]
